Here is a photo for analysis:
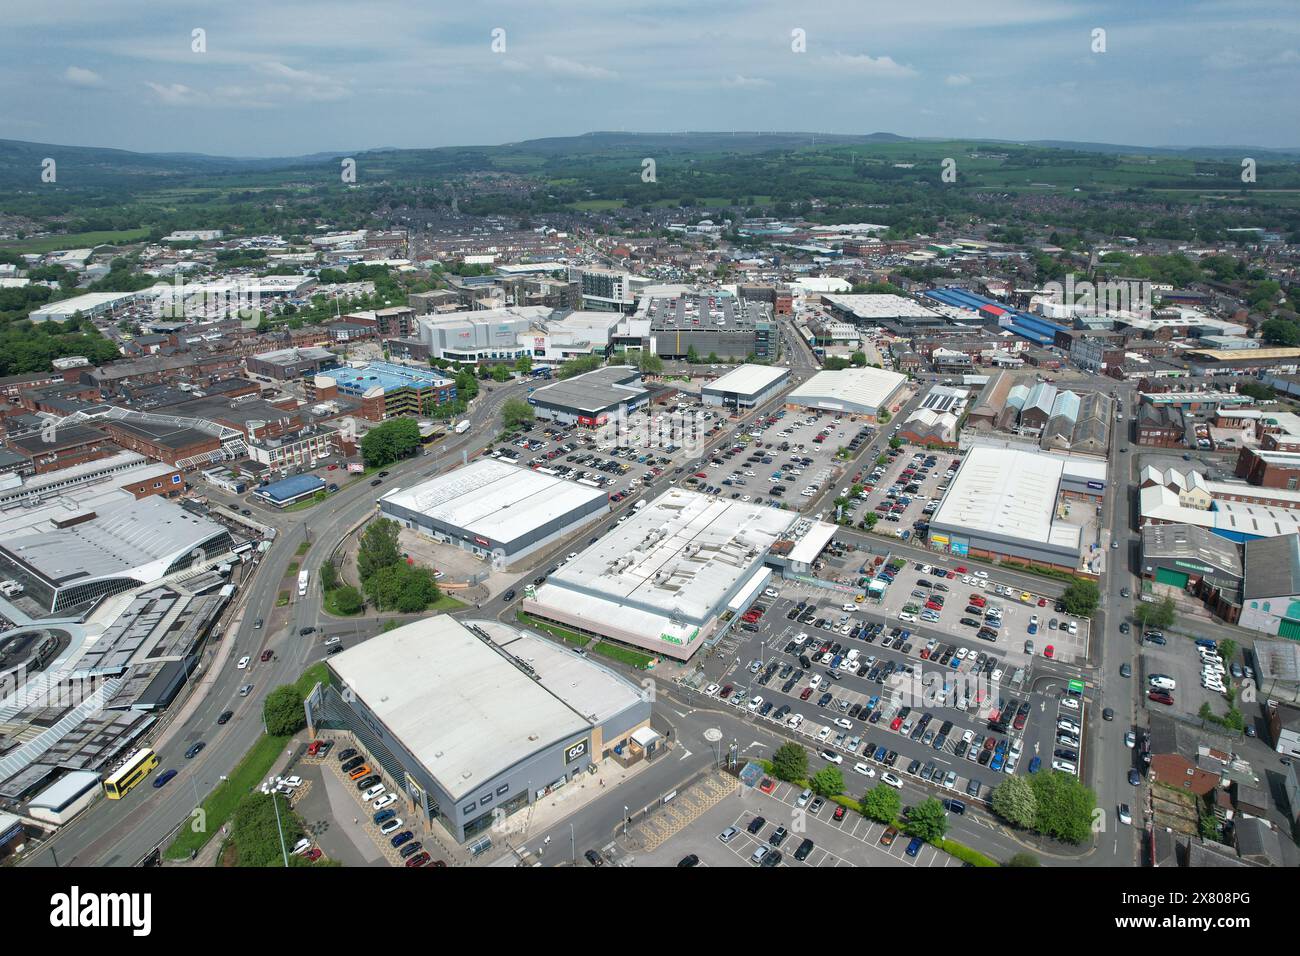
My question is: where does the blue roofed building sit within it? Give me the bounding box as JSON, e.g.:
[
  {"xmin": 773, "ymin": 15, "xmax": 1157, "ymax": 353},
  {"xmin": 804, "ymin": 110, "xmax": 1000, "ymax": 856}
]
[
  {"xmin": 313, "ymin": 361, "xmax": 455, "ymax": 420},
  {"xmin": 254, "ymin": 473, "xmax": 327, "ymax": 507}
]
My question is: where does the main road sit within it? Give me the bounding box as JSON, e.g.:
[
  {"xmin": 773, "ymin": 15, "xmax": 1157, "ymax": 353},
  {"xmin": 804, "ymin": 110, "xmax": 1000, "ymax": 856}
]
[{"xmin": 26, "ymin": 378, "xmax": 528, "ymax": 867}]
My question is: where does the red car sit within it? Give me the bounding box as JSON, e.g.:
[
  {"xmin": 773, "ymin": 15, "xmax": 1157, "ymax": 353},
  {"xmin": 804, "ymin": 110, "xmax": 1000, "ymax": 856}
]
[
  {"xmin": 719, "ymin": 685, "xmax": 733, "ymax": 699},
  {"xmin": 890, "ymin": 716, "xmax": 904, "ymax": 731},
  {"xmin": 833, "ymin": 805, "xmax": 847, "ymax": 821},
  {"xmin": 306, "ymin": 740, "xmax": 332, "ymax": 757},
  {"xmin": 759, "ymin": 777, "xmax": 777, "ymax": 794},
  {"xmin": 800, "ymin": 687, "xmax": 814, "ymax": 701},
  {"xmin": 1148, "ymin": 690, "xmax": 1174, "ymax": 706},
  {"xmin": 406, "ymin": 852, "xmax": 431, "ymax": 867},
  {"xmin": 1037, "ymin": 597, "xmax": 1048, "ymax": 607},
  {"xmin": 1044, "ymin": 645, "xmax": 1055, "ymax": 659},
  {"xmin": 260, "ymin": 650, "xmax": 273, "ymax": 662},
  {"xmin": 955, "ymin": 566, "xmax": 968, "ymax": 574},
  {"xmin": 304, "ymin": 848, "xmax": 322, "ymax": 862}
]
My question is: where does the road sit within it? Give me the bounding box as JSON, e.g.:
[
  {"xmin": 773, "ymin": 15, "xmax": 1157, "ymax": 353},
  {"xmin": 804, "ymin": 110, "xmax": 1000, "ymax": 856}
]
[{"xmin": 26, "ymin": 378, "xmax": 527, "ymax": 867}]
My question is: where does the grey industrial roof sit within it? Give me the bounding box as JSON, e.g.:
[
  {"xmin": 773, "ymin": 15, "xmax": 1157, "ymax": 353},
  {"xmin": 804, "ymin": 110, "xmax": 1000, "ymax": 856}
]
[
  {"xmin": 327, "ymin": 616, "xmax": 642, "ymax": 801},
  {"xmin": 1142, "ymin": 523, "xmax": 1242, "ymax": 574},
  {"xmin": 530, "ymin": 365, "xmax": 647, "ymax": 414},
  {"xmin": 380, "ymin": 458, "xmax": 606, "ymax": 544},
  {"xmin": 1243, "ymin": 534, "xmax": 1300, "ymax": 600},
  {"xmin": 0, "ymin": 496, "xmax": 228, "ymax": 586}
]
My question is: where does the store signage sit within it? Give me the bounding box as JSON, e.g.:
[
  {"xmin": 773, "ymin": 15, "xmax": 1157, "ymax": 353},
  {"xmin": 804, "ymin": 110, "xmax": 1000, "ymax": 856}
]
[
  {"xmin": 1086, "ymin": 480, "xmax": 1105, "ymax": 491},
  {"xmin": 563, "ymin": 739, "xmax": 589, "ymax": 764}
]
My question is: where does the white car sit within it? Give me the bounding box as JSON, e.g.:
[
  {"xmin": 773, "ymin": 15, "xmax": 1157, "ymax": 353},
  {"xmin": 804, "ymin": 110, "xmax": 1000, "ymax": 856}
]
[
  {"xmin": 1052, "ymin": 759, "xmax": 1077, "ymax": 774},
  {"xmin": 362, "ymin": 784, "xmax": 386, "ymax": 801},
  {"xmin": 1125, "ymin": 731, "xmax": 1136, "ymax": 748},
  {"xmin": 787, "ymin": 713, "xmax": 804, "ymax": 729},
  {"xmin": 974, "ymin": 570, "xmax": 989, "ymax": 579},
  {"xmin": 955, "ymin": 648, "xmax": 969, "ymax": 660},
  {"xmin": 990, "ymin": 668, "xmax": 1003, "ymax": 683},
  {"xmin": 820, "ymin": 750, "xmax": 843, "ymax": 765},
  {"xmin": 816, "ymin": 727, "xmax": 832, "ymax": 742},
  {"xmin": 881, "ymin": 772, "xmax": 903, "ymax": 789},
  {"xmin": 1117, "ymin": 805, "xmax": 1133, "ymax": 826},
  {"xmin": 372, "ymin": 792, "xmax": 397, "ymax": 810},
  {"xmin": 379, "ymin": 817, "xmax": 403, "ymax": 835},
  {"xmin": 747, "ymin": 695, "xmax": 764, "ymax": 712},
  {"xmin": 704, "ymin": 683, "xmax": 720, "ymax": 696},
  {"xmin": 763, "ymin": 587, "xmax": 778, "ymax": 597},
  {"xmin": 834, "ymin": 717, "xmax": 853, "ymax": 729},
  {"xmin": 282, "ymin": 775, "xmax": 303, "ymax": 788},
  {"xmin": 792, "ymin": 632, "xmax": 809, "ymax": 646},
  {"xmin": 236, "ymin": 656, "xmax": 251, "ymax": 669},
  {"xmin": 853, "ymin": 762, "xmax": 876, "ymax": 777},
  {"xmin": 1060, "ymin": 697, "xmax": 1080, "ymax": 711},
  {"xmin": 1067, "ymin": 621, "xmax": 1078, "ymax": 635}
]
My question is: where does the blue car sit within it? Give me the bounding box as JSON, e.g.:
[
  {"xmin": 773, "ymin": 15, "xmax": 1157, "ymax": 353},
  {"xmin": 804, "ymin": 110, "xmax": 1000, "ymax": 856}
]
[
  {"xmin": 391, "ymin": 830, "xmax": 414, "ymax": 848},
  {"xmin": 874, "ymin": 746, "xmax": 888, "ymax": 761},
  {"xmin": 950, "ymin": 657, "xmax": 961, "ymax": 670},
  {"xmin": 990, "ymin": 752, "xmax": 1005, "ymax": 772},
  {"xmin": 152, "ymin": 769, "xmax": 178, "ymax": 789},
  {"xmin": 374, "ymin": 808, "xmax": 396, "ymax": 825},
  {"xmin": 905, "ymin": 836, "xmax": 924, "ymax": 857},
  {"xmin": 1027, "ymin": 756, "xmax": 1042, "ymax": 774}
]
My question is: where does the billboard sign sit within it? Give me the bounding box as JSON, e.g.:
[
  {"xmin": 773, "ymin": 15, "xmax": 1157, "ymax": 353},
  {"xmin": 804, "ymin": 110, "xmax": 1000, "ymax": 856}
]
[{"xmin": 563, "ymin": 738, "xmax": 589, "ymax": 764}]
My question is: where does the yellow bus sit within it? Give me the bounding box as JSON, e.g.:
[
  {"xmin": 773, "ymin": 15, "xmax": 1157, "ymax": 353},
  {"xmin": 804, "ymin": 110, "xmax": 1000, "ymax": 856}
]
[{"xmin": 103, "ymin": 748, "xmax": 159, "ymax": 799}]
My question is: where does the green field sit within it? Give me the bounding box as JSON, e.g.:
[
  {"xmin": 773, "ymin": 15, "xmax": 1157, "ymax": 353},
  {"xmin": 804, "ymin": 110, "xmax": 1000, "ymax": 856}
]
[{"xmin": 0, "ymin": 227, "xmax": 151, "ymax": 252}]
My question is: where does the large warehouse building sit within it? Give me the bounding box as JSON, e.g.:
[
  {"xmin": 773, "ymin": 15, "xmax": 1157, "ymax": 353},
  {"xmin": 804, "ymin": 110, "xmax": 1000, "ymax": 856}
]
[
  {"xmin": 306, "ymin": 616, "xmax": 651, "ymax": 844},
  {"xmin": 527, "ymin": 365, "xmax": 649, "ymax": 426},
  {"xmin": 378, "ymin": 458, "xmax": 608, "ymax": 564},
  {"xmin": 701, "ymin": 364, "xmax": 790, "ymax": 410},
  {"xmin": 786, "ymin": 367, "xmax": 907, "ymax": 420},
  {"xmin": 927, "ymin": 446, "xmax": 1087, "ymax": 572},
  {"xmin": 522, "ymin": 488, "xmax": 796, "ymax": 661},
  {"xmin": 0, "ymin": 495, "xmax": 234, "ymax": 614}
]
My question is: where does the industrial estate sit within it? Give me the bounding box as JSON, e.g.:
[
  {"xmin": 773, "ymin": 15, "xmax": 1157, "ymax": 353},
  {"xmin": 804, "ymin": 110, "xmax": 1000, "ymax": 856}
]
[{"xmin": 0, "ymin": 7, "xmax": 1296, "ymax": 909}]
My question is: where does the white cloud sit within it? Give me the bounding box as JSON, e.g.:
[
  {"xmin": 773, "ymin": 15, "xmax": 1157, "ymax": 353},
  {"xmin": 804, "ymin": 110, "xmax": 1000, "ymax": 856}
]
[
  {"xmin": 543, "ymin": 55, "xmax": 616, "ymax": 81},
  {"xmin": 144, "ymin": 81, "xmax": 200, "ymax": 105},
  {"xmin": 822, "ymin": 52, "xmax": 917, "ymax": 78},
  {"xmin": 64, "ymin": 66, "xmax": 104, "ymax": 87},
  {"xmin": 722, "ymin": 75, "xmax": 771, "ymax": 89},
  {"xmin": 945, "ymin": 73, "xmax": 971, "ymax": 87}
]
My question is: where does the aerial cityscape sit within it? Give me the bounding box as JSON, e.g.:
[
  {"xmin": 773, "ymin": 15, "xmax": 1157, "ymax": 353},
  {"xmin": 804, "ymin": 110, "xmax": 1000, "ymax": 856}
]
[{"xmin": 1, "ymin": 0, "xmax": 1295, "ymax": 921}]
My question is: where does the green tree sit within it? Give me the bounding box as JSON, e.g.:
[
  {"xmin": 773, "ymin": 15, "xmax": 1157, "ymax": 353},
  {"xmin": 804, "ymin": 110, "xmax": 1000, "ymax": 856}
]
[
  {"xmin": 1062, "ymin": 580, "xmax": 1101, "ymax": 617},
  {"xmin": 1260, "ymin": 319, "xmax": 1299, "ymax": 347},
  {"xmin": 333, "ymin": 585, "xmax": 363, "ymax": 615},
  {"xmin": 878, "ymin": 409, "xmax": 891, "ymax": 424},
  {"xmin": 771, "ymin": 743, "xmax": 808, "ymax": 782},
  {"xmin": 263, "ymin": 685, "xmax": 306, "ymax": 736},
  {"xmin": 502, "ymin": 398, "xmax": 535, "ymax": 428},
  {"xmin": 990, "ymin": 776, "xmax": 1038, "ymax": 830},
  {"xmin": 860, "ymin": 782, "xmax": 901, "ymax": 823},
  {"xmin": 686, "ymin": 345, "xmax": 701, "ymax": 364},
  {"xmin": 888, "ymin": 437, "xmax": 902, "ymax": 450},
  {"xmin": 810, "ymin": 765, "xmax": 845, "ymax": 797},
  {"xmin": 850, "ymin": 351, "xmax": 867, "ymax": 367},
  {"xmin": 491, "ymin": 363, "xmax": 512, "ymax": 382},
  {"xmin": 636, "ymin": 351, "xmax": 664, "ymax": 374},
  {"xmin": 1029, "ymin": 770, "xmax": 1096, "ymax": 845},
  {"xmin": 360, "ymin": 417, "xmax": 421, "ymax": 467},
  {"xmin": 357, "ymin": 518, "xmax": 402, "ymax": 583},
  {"xmin": 904, "ymin": 797, "xmax": 949, "ymax": 842},
  {"xmin": 1133, "ymin": 596, "xmax": 1176, "ymax": 631},
  {"xmin": 514, "ymin": 354, "xmax": 533, "ymax": 373}
]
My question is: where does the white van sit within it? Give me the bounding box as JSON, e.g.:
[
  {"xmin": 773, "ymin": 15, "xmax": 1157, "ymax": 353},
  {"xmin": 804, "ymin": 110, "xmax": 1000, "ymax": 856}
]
[
  {"xmin": 1148, "ymin": 675, "xmax": 1176, "ymax": 691},
  {"xmin": 808, "ymin": 674, "xmax": 823, "ymax": 690}
]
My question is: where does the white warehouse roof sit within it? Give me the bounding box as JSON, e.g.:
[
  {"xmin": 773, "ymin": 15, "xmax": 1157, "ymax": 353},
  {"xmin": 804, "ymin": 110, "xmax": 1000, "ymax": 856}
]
[
  {"xmin": 702, "ymin": 364, "xmax": 789, "ymax": 398},
  {"xmin": 379, "ymin": 458, "xmax": 606, "ymax": 543},
  {"xmin": 526, "ymin": 489, "xmax": 795, "ymax": 652},
  {"xmin": 787, "ymin": 367, "xmax": 907, "ymax": 414},
  {"xmin": 931, "ymin": 446, "xmax": 1080, "ymax": 550},
  {"xmin": 327, "ymin": 616, "xmax": 642, "ymax": 801}
]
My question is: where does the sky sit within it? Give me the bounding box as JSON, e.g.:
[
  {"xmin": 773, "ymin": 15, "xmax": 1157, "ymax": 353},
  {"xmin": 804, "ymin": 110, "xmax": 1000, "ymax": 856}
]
[{"xmin": 1, "ymin": 0, "xmax": 1298, "ymax": 157}]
